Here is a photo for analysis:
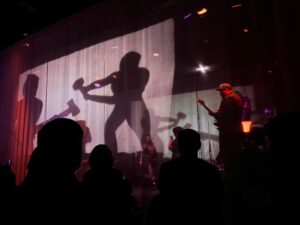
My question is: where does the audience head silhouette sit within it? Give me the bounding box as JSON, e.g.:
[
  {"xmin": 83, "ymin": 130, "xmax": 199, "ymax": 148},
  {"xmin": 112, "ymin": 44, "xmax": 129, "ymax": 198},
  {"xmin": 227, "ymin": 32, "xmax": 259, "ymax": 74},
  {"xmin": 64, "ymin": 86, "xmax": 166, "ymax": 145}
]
[
  {"xmin": 16, "ymin": 119, "xmax": 84, "ymax": 223},
  {"xmin": 36, "ymin": 118, "xmax": 83, "ymax": 174},
  {"xmin": 177, "ymin": 128, "xmax": 201, "ymax": 157},
  {"xmin": 151, "ymin": 128, "xmax": 223, "ymax": 225},
  {"xmin": 89, "ymin": 144, "xmax": 113, "ymax": 171},
  {"xmin": 172, "ymin": 126, "xmax": 183, "ymax": 138}
]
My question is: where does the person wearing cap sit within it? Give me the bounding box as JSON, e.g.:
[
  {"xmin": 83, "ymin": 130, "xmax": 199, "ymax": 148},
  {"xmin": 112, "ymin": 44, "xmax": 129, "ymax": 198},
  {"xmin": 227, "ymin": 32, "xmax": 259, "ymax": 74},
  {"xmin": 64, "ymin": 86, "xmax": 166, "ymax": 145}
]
[
  {"xmin": 214, "ymin": 83, "xmax": 243, "ymax": 172},
  {"xmin": 198, "ymin": 83, "xmax": 243, "ymax": 173}
]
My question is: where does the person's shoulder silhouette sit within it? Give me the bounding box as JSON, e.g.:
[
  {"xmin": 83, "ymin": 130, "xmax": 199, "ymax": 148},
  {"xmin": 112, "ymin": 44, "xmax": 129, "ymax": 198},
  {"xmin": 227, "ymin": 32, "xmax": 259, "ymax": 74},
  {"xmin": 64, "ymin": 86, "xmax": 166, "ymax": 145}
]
[
  {"xmin": 19, "ymin": 118, "xmax": 83, "ymax": 191},
  {"xmin": 147, "ymin": 129, "xmax": 223, "ymax": 225},
  {"xmin": 83, "ymin": 144, "xmax": 123, "ymax": 189},
  {"xmin": 37, "ymin": 118, "xmax": 83, "ymax": 174},
  {"xmin": 159, "ymin": 129, "xmax": 222, "ymax": 195},
  {"xmin": 265, "ymin": 111, "xmax": 300, "ymax": 178},
  {"xmin": 15, "ymin": 118, "xmax": 84, "ymax": 223},
  {"xmin": 265, "ymin": 111, "xmax": 300, "ymax": 224},
  {"xmin": 82, "ymin": 144, "xmax": 135, "ymax": 224},
  {"xmin": 0, "ymin": 163, "xmax": 16, "ymax": 193},
  {"xmin": 83, "ymin": 145, "xmax": 134, "ymax": 199}
]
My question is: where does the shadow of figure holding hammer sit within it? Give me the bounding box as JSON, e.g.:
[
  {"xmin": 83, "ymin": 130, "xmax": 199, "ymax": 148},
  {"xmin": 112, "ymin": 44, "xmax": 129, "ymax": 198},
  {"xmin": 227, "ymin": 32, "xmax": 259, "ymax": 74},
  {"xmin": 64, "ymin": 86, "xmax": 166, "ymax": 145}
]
[{"xmin": 73, "ymin": 51, "xmax": 150, "ymax": 157}]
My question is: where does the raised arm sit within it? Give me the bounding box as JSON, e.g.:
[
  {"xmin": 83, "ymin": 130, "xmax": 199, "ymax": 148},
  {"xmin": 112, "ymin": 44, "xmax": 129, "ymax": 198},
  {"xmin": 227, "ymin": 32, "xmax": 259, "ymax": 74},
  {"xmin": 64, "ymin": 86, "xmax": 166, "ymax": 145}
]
[
  {"xmin": 84, "ymin": 72, "xmax": 118, "ymax": 92},
  {"xmin": 197, "ymin": 99, "xmax": 216, "ymax": 117}
]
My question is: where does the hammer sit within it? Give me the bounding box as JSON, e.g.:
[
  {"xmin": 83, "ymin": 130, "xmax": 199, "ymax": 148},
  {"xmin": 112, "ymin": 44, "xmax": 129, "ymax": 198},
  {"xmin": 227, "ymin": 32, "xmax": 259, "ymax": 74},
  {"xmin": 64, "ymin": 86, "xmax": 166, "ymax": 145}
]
[
  {"xmin": 57, "ymin": 99, "xmax": 80, "ymax": 118},
  {"xmin": 36, "ymin": 99, "xmax": 80, "ymax": 132}
]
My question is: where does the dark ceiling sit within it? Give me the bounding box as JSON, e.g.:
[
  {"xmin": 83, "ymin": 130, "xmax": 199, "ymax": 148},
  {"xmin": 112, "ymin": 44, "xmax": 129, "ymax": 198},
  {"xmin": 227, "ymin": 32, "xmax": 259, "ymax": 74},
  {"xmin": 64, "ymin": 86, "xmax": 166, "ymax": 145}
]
[{"xmin": 0, "ymin": 0, "xmax": 105, "ymax": 51}]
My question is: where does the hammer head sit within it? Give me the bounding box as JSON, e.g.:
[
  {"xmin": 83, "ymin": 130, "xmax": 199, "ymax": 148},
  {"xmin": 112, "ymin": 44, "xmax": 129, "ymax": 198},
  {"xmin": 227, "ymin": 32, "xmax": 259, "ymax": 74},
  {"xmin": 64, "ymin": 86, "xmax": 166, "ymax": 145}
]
[
  {"xmin": 67, "ymin": 99, "xmax": 80, "ymax": 117},
  {"xmin": 73, "ymin": 78, "xmax": 84, "ymax": 90}
]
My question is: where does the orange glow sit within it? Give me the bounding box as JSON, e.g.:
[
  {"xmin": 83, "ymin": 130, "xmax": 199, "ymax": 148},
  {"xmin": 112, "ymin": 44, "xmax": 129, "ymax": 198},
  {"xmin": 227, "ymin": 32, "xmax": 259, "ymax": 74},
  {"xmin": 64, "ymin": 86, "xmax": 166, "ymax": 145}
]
[
  {"xmin": 197, "ymin": 8, "xmax": 208, "ymax": 15},
  {"xmin": 243, "ymin": 28, "xmax": 249, "ymax": 33},
  {"xmin": 242, "ymin": 121, "xmax": 252, "ymax": 133}
]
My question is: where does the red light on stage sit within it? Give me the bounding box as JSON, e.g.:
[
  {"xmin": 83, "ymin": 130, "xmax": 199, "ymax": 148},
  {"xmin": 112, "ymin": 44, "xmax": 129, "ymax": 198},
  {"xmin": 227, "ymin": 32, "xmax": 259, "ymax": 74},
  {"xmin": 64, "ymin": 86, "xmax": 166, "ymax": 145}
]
[{"xmin": 242, "ymin": 121, "xmax": 252, "ymax": 133}]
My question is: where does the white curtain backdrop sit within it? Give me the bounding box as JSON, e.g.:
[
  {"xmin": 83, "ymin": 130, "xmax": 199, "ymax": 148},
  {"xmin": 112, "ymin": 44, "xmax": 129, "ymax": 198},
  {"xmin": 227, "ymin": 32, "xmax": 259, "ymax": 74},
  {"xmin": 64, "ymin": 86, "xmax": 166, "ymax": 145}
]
[
  {"xmin": 16, "ymin": 19, "xmax": 175, "ymax": 156},
  {"xmin": 12, "ymin": 17, "xmax": 255, "ymax": 182}
]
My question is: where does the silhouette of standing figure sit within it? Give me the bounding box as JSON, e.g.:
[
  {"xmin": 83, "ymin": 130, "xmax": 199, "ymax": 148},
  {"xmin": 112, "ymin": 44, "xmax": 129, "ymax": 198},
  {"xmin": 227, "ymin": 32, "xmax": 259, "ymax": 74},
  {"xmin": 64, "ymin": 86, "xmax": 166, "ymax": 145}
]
[
  {"xmin": 168, "ymin": 126, "xmax": 183, "ymax": 159},
  {"xmin": 265, "ymin": 112, "xmax": 300, "ymax": 224},
  {"xmin": 146, "ymin": 129, "xmax": 224, "ymax": 225},
  {"xmin": 139, "ymin": 135, "xmax": 158, "ymax": 186},
  {"xmin": 82, "ymin": 144, "xmax": 135, "ymax": 224},
  {"xmin": 74, "ymin": 52, "xmax": 150, "ymax": 157},
  {"xmin": 14, "ymin": 74, "xmax": 43, "ymax": 183},
  {"xmin": 17, "ymin": 118, "xmax": 84, "ymax": 223}
]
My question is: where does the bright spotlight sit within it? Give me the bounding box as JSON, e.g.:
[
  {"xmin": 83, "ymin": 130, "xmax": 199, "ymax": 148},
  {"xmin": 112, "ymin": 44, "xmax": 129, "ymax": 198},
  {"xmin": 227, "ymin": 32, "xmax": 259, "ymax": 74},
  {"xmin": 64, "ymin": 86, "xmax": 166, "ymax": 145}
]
[{"xmin": 196, "ymin": 63, "xmax": 210, "ymax": 74}]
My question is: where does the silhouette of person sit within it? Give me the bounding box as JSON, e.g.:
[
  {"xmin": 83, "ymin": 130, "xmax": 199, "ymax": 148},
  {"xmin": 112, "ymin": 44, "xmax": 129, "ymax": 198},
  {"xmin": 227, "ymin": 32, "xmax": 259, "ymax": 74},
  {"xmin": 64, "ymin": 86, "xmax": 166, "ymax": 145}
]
[
  {"xmin": 168, "ymin": 126, "xmax": 183, "ymax": 159},
  {"xmin": 19, "ymin": 118, "xmax": 83, "ymax": 190},
  {"xmin": 139, "ymin": 135, "xmax": 158, "ymax": 186},
  {"xmin": 82, "ymin": 144, "xmax": 135, "ymax": 224},
  {"xmin": 198, "ymin": 83, "xmax": 243, "ymax": 173},
  {"xmin": 146, "ymin": 129, "xmax": 224, "ymax": 225},
  {"xmin": 147, "ymin": 109, "xmax": 186, "ymax": 153},
  {"xmin": 75, "ymin": 51, "xmax": 150, "ymax": 157},
  {"xmin": 265, "ymin": 112, "xmax": 300, "ymax": 224},
  {"xmin": 74, "ymin": 120, "xmax": 92, "ymax": 182},
  {"xmin": 0, "ymin": 162, "xmax": 16, "ymax": 220},
  {"xmin": 0, "ymin": 163, "xmax": 16, "ymax": 194},
  {"xmin": 17, "ymin": 118, "xmax": 84, "ymax": 222},
  {"xmin": 13, "ymin": 74, "xmax": 43, "ymax": 183}
]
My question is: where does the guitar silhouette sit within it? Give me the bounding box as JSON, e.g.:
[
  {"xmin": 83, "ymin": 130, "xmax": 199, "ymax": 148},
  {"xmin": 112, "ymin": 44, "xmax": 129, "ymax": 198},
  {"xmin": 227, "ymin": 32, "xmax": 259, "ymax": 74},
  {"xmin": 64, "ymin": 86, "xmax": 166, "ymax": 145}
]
[
  {"xmin": 197, "ymin": 99, "xmax": 214, "ymax": 115},
  {"xmin": 197, "ymin": 99, "xmax": 220, "ymax": 128}
]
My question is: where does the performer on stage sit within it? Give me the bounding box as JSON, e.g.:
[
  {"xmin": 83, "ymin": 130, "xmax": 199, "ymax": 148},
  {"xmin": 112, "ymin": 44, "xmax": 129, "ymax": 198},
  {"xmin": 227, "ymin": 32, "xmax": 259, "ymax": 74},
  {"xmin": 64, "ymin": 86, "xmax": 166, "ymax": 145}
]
[
  {"xmin": 139, "ymin": 135, "xmax": 158, "ymax": 186},
  {"xmin": 197, "ymin": 83, "xmax": 243, "ymax": 173}
]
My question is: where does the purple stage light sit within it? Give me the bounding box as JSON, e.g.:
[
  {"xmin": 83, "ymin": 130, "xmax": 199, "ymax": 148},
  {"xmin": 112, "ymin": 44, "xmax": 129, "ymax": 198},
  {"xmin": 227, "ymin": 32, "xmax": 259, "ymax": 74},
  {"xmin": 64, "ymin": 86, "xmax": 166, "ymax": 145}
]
[{"xmin": 183, "ymin": 13, "xmax": 192, "ymax": 20}]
